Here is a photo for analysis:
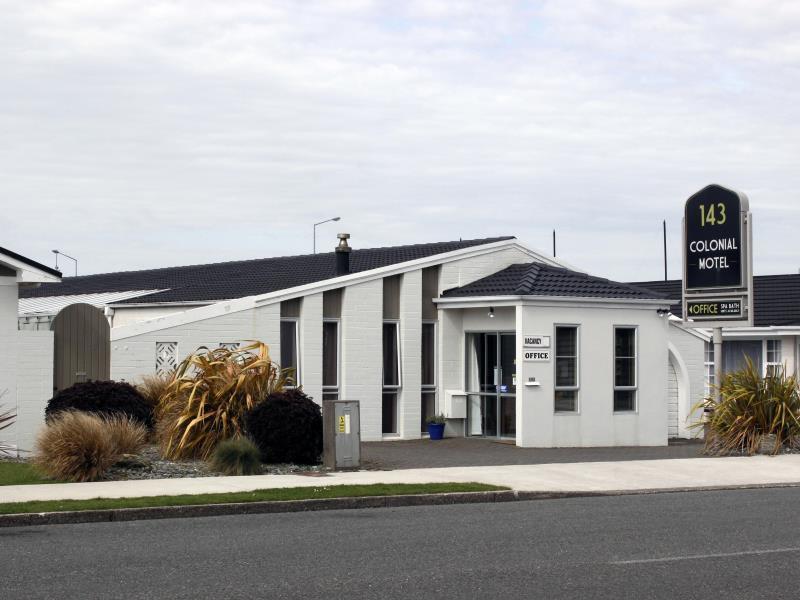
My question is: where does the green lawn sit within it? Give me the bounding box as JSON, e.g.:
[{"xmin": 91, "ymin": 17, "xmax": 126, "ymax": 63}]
[
  {"xmin": 0, "ymin": 462, "xmax": 57, "ymax": 486},
  {"xmin": 0, "ymin": 482, "xmax": 507, "ymax": 515}
]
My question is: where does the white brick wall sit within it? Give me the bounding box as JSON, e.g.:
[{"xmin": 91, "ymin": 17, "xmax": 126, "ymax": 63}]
[
  {"xmin": 300, "ymin": 293, "xmax": 323, "ymax": 405},
  {"xmin": 111, "ymin": 303, "xmax": 281, "ymax": 383},
  {"xmin": 668, "ymin": 324, "xmax": 706, "ymax": 438},
  {"xmin": 0, "ymin": 278, "xmax": 18, "ymax": 450},
  {"xmin": 439, "ymin": 246, "xmax": 533, "ymax": 293},
  {"xmin": 399, "ymin": 270, "xmax": 422, "ymax": 438},
  {"xmin": 340, "ymin": 279, "xmax": 383, "ymax": 441},
  {"xmin": 11, "ymin": 331, "xmax": 54, "ymax": 455}
]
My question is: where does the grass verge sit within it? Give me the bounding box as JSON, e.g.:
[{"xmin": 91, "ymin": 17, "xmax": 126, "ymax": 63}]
[
  {"xmin": 0, "ymin": 483, "xmax": 507, "ymax": 515},
  {"xmin": 0, "ymin": 462, "xmax": 57, "ymax": 486}
]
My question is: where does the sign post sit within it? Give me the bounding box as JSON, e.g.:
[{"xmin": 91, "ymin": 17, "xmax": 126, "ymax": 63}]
[{"xmin": 682, "ymin": 184, "xmax": 753, "ymax": 404}]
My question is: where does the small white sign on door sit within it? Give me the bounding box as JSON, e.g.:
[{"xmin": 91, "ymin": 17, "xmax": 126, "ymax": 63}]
[
  {"xmin": 523, "ymin": 350, "xmax": 551, "ymax": 362},
  {"xmin": 523, "ymin": 335, "xmax": 550, "ymax": 348}
]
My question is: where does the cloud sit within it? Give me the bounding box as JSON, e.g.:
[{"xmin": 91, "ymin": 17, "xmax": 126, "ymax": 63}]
[{"xmin": 1, "ymin": 0, "xmax": 798, "ymax": 280}]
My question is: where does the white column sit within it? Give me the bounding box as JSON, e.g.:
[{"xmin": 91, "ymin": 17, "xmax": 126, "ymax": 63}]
[
  {"xmin": 300, "ymin": 293, "xmax": 323, "ymax": 405},
  {"xmin": 399, "ymin": 270, "xmax": 422, "ymax": 438},
  {"xmin": 341, "ymin": 279, "xmax": 383, "ymax": 441}
]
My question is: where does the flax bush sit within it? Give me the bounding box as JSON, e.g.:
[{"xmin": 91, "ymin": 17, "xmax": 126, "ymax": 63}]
[
  {"xmin": 694, "ymin": 358, "xmax": 800, "ymax": 455},
  {"xmin": 157, "ymin": 341, "xmax": 290, "ymax": 460}
]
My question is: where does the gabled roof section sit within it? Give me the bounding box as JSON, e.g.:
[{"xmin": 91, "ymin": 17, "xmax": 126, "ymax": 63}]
[
  {"xmin": 21, "ymin": 237, "xmax": 514, "ymax": 304},
  {"xmin": 442, "ymin": 263, "xmax": 672, "ymax": 301},
  {"xmin": 0, "ymin": 247, "xmax": 61, "ymax": 283},
  {"xmin": 631, "ymin": 275, "xmax": 800, "ymax": 327}
]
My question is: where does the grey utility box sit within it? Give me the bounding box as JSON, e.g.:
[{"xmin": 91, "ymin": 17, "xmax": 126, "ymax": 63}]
[{"xmin": 323, "ymin": 400, "xmax": 361, "ymax": 470}]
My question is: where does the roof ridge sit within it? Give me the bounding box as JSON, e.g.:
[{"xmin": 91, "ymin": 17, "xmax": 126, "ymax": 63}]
[{"xmin": 513, "ymin": 262, "xmax": 542, "ymax": 295}]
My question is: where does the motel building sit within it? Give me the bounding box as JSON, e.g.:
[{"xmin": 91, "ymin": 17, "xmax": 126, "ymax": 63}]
[{"xmin": 17, "ymin": 235, "xmax": 675, "ymax": 447}]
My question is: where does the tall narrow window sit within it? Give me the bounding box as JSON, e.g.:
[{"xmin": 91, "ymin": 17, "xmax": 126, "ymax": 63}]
[
  {"xmin": 421, "ymin": 322, "xmax": 436, "ymax": 432},
  {"xmin": 280, "ymin": 320, "xmax": 299, "ymax": 385},
  {"xmin": 382, "ymin": 321, "xmax": 400, "ymax": 434},
  {"xmin": 614, "ymin": 327, "xmax": 637, "ymax": 412},
  {"xmin": 554, "ymin": 326, "xmax": 579, "ymax": 412},
  {"xmin": 322, "ymin": 320, "xmax": 339, "ymax": 401},
  {"xmin": 704, "ymin": 342, "xmax": 715, "ymax": 397},
  {"xmin": 765, "ymin": 339, "xmax": 782, "ymax": 377}
]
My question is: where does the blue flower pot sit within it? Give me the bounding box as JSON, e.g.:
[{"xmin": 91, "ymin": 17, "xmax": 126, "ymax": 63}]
[{"xmin": 428, "ymin": 423, "xmax": 445, "ymax": 440}]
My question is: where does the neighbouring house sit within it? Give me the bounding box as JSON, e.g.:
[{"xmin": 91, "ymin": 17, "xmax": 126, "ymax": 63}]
[
  {"xmin": 1, "ymin": 247, "xmax": 61, "ymax": 454},
  {"xmin": 20, "ymin": 235, "xmax": 674, "ymax": 447},
  {"xmin": 631, "ymin": 276, "xmax": 800, "ymax": 439}
]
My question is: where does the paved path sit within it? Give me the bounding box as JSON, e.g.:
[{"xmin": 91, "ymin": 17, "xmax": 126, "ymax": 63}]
[
  {"xmin": 362, "ymin": 437, "xmax": 704, "ymax": 469},
  {"xmin": 4, "ymin": 487, "xmax": 800, "ymax": 599},
  {"xmin": 3, "ymin": 455, "xmax": 800, "ymax": 503}
]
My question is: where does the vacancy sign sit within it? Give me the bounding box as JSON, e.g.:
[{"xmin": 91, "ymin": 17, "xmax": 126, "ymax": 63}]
[{"xmin": 682, "ymin": 184, "xmax": 753, "ymax": 326}]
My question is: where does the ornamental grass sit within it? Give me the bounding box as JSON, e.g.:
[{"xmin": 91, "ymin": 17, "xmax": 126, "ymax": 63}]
[
  {"xmin": 156, "ymin": 341, "xmax": 290, "ymax": 460},
  {"xmin": 694, "ymin": 358, "xmax": 800, "ymax": 456}
]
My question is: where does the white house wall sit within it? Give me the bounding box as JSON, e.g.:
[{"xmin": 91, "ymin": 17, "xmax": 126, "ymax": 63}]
[
  {"xmin": 111, "ymin": 303, "xmax": 281, "ymax": 383},
  {"xmin": 340, "ymin": 278, "xmax": 383, "ymax": 441},
  {"xmin": 515, "ymin": 304, "xmax": 669, "ymax": 448},
  {"xmin": 12, "ymin": 331, "xmax": 54, "ymax": 455},
  {"xmin": 299, "ymin": 293, "xmax": 323, "ymax": 406},
  {"xmin": 399, "ymin": 270, "xmax": 422, "ymax": 439},
  {"xmin": 667, "ymin": 324, "xmax": 706, "ymax": 438},
  {"xmin": 0, "ymin": 276, "xmax": 18, "ymax": 443},
  {"xmin": 439, "ymin": 246, "xmax": 534, "ymax": 292},
  {"xmin": 111, "ymin": 305, "xmax": 201, "ymax": 328}
]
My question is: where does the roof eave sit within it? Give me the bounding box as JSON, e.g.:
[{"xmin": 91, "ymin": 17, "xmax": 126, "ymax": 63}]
[{"xmin": 435, "ymin": 295, "xmax": 675, "ymax": 308}]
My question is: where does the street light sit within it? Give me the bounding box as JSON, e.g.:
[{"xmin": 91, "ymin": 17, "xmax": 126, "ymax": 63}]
[
  {"xmin": 52, "ymin": 249, "xmax": 77, "ymax": 276},
  {"xmin": 313, "ymin": 217, "xmax": 341, "ymax": 254}
]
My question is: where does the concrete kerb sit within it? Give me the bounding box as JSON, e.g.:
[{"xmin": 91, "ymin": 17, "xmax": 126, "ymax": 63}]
[{"xmin": 4, "ymin": 482, "xmax": 800, "ymax": 529}]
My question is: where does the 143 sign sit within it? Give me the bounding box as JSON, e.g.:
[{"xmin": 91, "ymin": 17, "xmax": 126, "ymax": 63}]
[{"xmin": 684, "ymin": 185, "xmax": 745, "ymax": 289}]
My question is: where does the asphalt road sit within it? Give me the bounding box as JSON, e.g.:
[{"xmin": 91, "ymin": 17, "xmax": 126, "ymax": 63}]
[{"xmin": 3, "ymin": 487, "xmax": 800, "ymax": 599}]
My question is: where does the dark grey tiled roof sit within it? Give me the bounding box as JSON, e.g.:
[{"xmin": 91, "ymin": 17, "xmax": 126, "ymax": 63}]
[
  {"xmin": 631, "ymin": 276, "xmax": 800, "ymax": 327},
  {"xmin": 442, "ymin": 263, "xmax": 672, "ymax": 301},
  {"xmin": 0, "ymin": 247, "xmax": 61, "ymax": 277},
  {"xmin": 20, "ymin": 237, "xmax": 514, "ymax": 304}
]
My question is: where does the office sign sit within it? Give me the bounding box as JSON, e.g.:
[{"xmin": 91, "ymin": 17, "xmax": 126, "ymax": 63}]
[
  {"xmin": 682, "ymin": 184, "xmax": 753, "ymax": 327},
  {"xmin": 523, "ymin": 335, "xmax": 550, "ymax": 348},
  {"xmin": 523, "ymin": 349, "xmax": 551, "ymax": 362},
  {"xmin": 686, "ymin": 298, "xmax": 742, "ymax": 320},
  {"xmin": 684, "ymin": 185, "xmax": 744, "ymax": 290}
]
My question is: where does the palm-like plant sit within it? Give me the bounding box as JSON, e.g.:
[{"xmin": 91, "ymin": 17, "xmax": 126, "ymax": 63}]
[
  {"xmin": 157, "ymin": 341, "xmax": 290, "ymax": 460},
  {"xmin": 693, "ymin": 358, "xmax": 800, "ymax": 455}
]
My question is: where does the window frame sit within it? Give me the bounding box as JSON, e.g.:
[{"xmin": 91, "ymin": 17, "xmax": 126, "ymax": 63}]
[
  {"xmin": 280, "ymin": 318, "xmax": 301, "ymax": 386},
  {"xmin": 764, "ymin": 339, "xmax": 783, "ymax": 377},
  {"xmin": 613, "ymin": 325, "xmax": 638, "ymax": 413},
  {"xmin": 421, "ymin": 320, "xmax": 438, "ymax": 433},
  {"xmin": 703, "ymin": 341, "xmax": 715, "ymax": 398},
  {"xmin": 322, "ymin": 318, "xmax": 340, "ymax": 400},
  {"xmin": 553, "ymin": 324, "xmax": 580, "ymax": 414},
  {"xmin": 382, "ymin": 319, "xmax": 402, "ymax": 436}
]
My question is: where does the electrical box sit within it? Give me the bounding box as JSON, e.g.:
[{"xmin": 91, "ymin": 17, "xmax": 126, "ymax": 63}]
[
  {"xmin": 443, "ymin": 390, "xmax": 467, "ymax": 419},
  {"xmin": 323, "ymin": 400, "xmax": 360, "ymax": 470}
]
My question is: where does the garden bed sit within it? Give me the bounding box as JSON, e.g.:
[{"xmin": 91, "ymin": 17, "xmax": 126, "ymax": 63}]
[{"xmin": 1, "ymin": 444, "xmax": 324, "ymax": 486}]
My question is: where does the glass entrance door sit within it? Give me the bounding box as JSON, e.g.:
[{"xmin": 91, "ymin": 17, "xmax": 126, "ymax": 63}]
[{"xmin": 466, "ymin": 332, "xmax": 516, "ymax": 438}]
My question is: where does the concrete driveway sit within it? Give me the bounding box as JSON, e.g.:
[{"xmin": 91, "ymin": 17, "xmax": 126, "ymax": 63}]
[{"xmin": 362, "ymin": 437, "xmax": 704, "ymax": 470}]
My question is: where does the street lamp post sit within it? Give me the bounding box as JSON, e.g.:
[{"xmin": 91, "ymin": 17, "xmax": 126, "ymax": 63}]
[
  {"xmin": 52, "ymin": 249, "xmax": 77, "ymax": 276},
  {"xmin": 313, "ymin": 217, "xmax": 341, "ymax": 254}
]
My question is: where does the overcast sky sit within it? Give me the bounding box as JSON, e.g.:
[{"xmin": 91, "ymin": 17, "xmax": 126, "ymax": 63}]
[{"xmin": 2, "ymin": 1, "xmax": 798, "ymax": 281}]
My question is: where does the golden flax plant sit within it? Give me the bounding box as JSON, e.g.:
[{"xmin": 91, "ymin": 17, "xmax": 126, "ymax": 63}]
[
  {"xmin": 156, "ymin": 342, "xmax": 290, "ymax": 460},
  {"xmin": 692, "ymin": 358, "xmax": 800, "ymax": 456}
]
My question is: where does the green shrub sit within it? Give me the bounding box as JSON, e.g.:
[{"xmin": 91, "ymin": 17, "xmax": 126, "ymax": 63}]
[
  {"xmin": 46, "ymin": 380, "xmax": 153, "ymax": 429},
  {"xmin": 694, "ymin": 358, "xmax": 800, "ymax": 455},
  {"xmin": 158, "ymin": 341, "xmax": 290, "ymax": 460},
  {"xmin": 209, "ymin": 437, "xmax": 262, "ymax": 475},
  {"xmin": 245, "ymin": 389, "xmax": 322, "ymax": 465}
]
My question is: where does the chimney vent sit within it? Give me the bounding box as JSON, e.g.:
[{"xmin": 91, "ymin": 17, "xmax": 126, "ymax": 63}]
[{"xmin": 335, "ymin": 233, "xmax": 351, "ymax": 276}]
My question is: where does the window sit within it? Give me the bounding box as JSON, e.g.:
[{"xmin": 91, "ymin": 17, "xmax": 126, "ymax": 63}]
[
  {"xmin": 554, "ymin": 326, "xmax": 579, "ymax": 412},
  {"xmin": 155, "ymin": 342, "xmax": 178, "ymax": 376},
  {"xmin": 421, "ymin": 322, "xmax": 436, "ymax": 432},
  {"xmin": 704, "ymin": 342, "xmax": 715, "ymax": 398},
  {"xmin": 280, "ymin": 320, "xmax": 299, "ymax": 385},
  {"xmin": 322, "ymin": 320, "xmax": 339, "ymax": 401},
  {"xmin": 614, "ymin": 327, "xmax": 637, "ymax": 412},
  {"xmin": 765, "ymin": 339, "xmax": 782, "ymax": 377},
  {"xmin": 382, "ymin": 321, "xmax": 400, "ymax": 434}
]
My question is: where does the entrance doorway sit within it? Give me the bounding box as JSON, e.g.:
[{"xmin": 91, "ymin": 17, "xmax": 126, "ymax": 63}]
[{"xmin": 465, "ymin": 332, "xmax": 516, "ymax": 438}]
